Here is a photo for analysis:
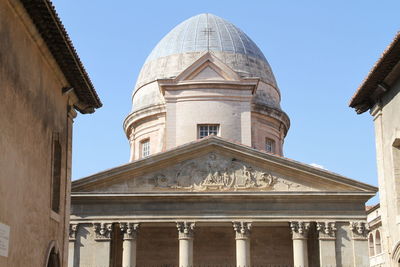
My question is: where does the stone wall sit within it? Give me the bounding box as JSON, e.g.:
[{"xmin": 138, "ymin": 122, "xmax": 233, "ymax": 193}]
[
  {"xmin": 193, "ymin": 226, "xmax": 236, "ymax": 265},
  {"xmin": 0, "ymin": 0, "xmax": 72, "ymax": 266},
  {"xmin": 165, "ymin": 88, "xmax": 252, "ymax": 149},
  {"xmin": 74, "ymin": 224, "xmax": 112, "ymax": 267},
  {"xmin": 137, "ymin": 226, "xmax": 179, "ymax": 266},
  {"xmin": 335, "ymin": 223, "xmax": 354, "ymax": 266},
  {"xmin": 250, "ymin": 226, "xmax": 293, "ymax": 266},
  {"xmin": 251, "ymin": 112, "xmax": 284, "ymax": 155},
  {"xmin": 372, "ymin": 77, "xmax": 400, "ymax": 265}
]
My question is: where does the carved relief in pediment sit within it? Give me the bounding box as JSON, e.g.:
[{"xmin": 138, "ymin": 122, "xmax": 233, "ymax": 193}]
[{"xmin": 133, "ymin": 153, "xmax": 310, "ymax": 192}]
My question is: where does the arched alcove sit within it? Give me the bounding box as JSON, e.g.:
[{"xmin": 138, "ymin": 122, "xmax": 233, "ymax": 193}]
[
  {"xmin": 375, "ymin": 230, "xmax": 382, "ymax": 254},
  {"xmin": 369, "ymin": 233, "xmax": 375, "ymax": 256},
  {"xmin": 45, "ymin": 241, "xmax": 60, "ymax": 267}
]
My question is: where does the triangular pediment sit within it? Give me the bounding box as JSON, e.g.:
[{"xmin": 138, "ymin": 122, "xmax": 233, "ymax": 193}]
[
  {"xmin": 174, "ymin": 52, "xmax": 242, "ymax": 82},
  {"xmin": 156, "ymin": 52, "xmax": 259, "ymax": 94},
  {"xmin": 188, "ymin": 66, "xmax": 225, "ymax": 81},
  {"xmin": 72, "ymin": 137, "xmax": 377, "ymax": 196}
]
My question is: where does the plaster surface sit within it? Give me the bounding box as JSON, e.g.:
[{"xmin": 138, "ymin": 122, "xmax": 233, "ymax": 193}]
[
  {"xmin": 371, "ymin": 75, "xmax": 400, "ymax": 266},
  {"xmin": 0, "ymin": 0, "xmax": 78, "ymax": 266}
]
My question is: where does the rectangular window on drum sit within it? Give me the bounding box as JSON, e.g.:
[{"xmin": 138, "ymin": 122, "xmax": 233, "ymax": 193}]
[
  {"xmin": 198, "ymin": 124, "xmax": 219, "ymax": 139},
  {"xmin": 141, "ymin": 139, "xmax": 150, "ymax": 158},
  {"xmin": 265, "ymin": 138, "xmax": 275, "ymax": 153}
]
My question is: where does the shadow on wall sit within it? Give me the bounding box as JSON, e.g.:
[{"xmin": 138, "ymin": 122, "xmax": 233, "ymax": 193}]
[{"xmin": 75, "ymin": 225, "xmax": 90, "ymax": 267}]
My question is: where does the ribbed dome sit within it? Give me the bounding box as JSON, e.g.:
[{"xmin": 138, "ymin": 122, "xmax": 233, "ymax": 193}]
[
  {"xmin": 144, "ymin": 13, "xmax": 267, "ymax": 64},
  {"xmin": 132, "ymin": 13, "xmax": 281, "ymax": 112}
]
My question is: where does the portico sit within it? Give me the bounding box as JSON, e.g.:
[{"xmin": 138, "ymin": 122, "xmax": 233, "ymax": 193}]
[
  {"xmin": 69, "ymin": 219, "xmax": 370, "ymax": 267},
  {"xmin": 69, "ymin": 137, "xmax": 375, "ymax": 267}
]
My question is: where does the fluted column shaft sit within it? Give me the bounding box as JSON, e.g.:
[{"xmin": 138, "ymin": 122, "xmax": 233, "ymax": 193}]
[
  {"xmin": 177, "ymin": 222, "xmax": 195, "ymax": 267},
  {"xmin": 290, "ymin": 221, "xmax": 310, "ymax": 267},
  {"xmin": 120, "ymin": 223, "xmax": 139, "ymax": 267},
  {"xmin": 233, "ymin": 222, "xmax": 251, "ymax": 267}
]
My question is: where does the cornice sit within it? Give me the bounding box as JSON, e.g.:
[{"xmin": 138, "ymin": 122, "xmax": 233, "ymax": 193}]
[
  {"xmin": 123, "ymin": 104, "xmax": 166, "ymax": 137},
  {"xmin": 158, "ymin": 80, "xmax": 258, "ymax": 94},
  {"xmin": 157, "ymin": 52, "xmax": 260, "ymax": 95},
  {"xmin": 18, "ymin": 0, "xmax": 102, "ymax": 112},
  {"xmin": 70, "ymin": 216, "xmax": 370, "ymax": 224},
  {"xmin": 251, "ymin": 104, "xmax": 291, "ymax": 134},
  {"xmin": 71, "ymin": 191, "xmax": 375, "ymax": 203},
  {"xmin": 350, "ymin": 32, "xmax": 400, "ymax": 114}
]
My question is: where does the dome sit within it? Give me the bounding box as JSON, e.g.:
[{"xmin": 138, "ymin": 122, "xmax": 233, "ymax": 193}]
[
  {"xmin": 144, "ymin": 13, "xmax": 267, "ymax": 64},
  {"xmin": 125, "ymin": 14, "xmax": 290, "ymax": 160},
  {"xmin": 132, "ymin": 13, "xmax": 281, "ymax": 112}
]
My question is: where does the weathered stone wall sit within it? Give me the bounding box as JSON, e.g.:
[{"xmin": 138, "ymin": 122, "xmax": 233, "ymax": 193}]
[
  {"xmin": 372, "ymin": 76, "xmax": 400, "ymax": 265},
  {"xmin": 251, "ymin": 112, "xmax": 284, "ymax": 155},
  {"xmin": 130, "ymin": 113, "xmax": 166, "ymax": 161},
  {"xmin": 136, "ymin": 226, "xmax": 179, "ymax": 266},
  {"xmin": 75, "ymin": 224, "xmax": 112, "ymax": 267},
  {"xmin": 250, "ymin": 226, "xmax": 293, "ymax": 266},
  {"xmin": 0, "ymin": 0, "xmax": 71, "ymax": 266},
  {"xmin": 193, "ymin": 226, "xmax": 236, "ymax": 265},
  {"xmin": 335, "ymin": 223, "xmax": 354, "ymax": 266},
  {"xmin": 165, "ymin": 88, "xmax": 252, "ymax": 149}
]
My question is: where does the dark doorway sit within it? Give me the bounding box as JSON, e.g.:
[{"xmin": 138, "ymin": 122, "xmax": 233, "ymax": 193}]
[{"xmin": 47, "ymin": 248, "xmax": 60, "ymax": 267}]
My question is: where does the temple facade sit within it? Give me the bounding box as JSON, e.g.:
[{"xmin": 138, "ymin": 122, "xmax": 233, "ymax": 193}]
[{"xmin": 69, "ymin": 14, "xmax": 376, "ymax": 267}]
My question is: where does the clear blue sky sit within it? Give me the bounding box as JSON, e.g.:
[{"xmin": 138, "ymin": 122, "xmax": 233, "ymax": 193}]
[{"xmin": 53, "ymin": 0, "xmax": 400, "ymax": 204}]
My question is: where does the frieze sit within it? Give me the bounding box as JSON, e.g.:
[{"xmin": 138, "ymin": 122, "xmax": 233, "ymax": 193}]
[{"xmin": 135, "ymin": 153, "xmax": 309, "ymax": 192}]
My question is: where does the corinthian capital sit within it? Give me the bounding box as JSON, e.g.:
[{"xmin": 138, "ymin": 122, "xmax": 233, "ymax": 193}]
[
  {"xmin": 93, "ymin": 222, "xmax": 113, "ymax": 241},
  {"xmin": 349, "ymin": 221, "xmax": 369, "ymax": 240},
  {"xmin": 120, "ymin": 222, "xmax": 139, "ymax": 240},
  {"xmin": 316, "ymin": 222, "xmax": 336, "ymax": 240},
  {"xmin": 69, "ymin": 223, "xmax": 78, "ymax": 241},
  {"xmin": 290, "ymin": 221, "xmax": 310, "ymax": 239},
  {"xmin": 177, "ymin": 221, "xmax": 195, "ymax": 239},
  {"xmin": 233, "ymin": 221, "xmax": 252, "ymax": 239}
]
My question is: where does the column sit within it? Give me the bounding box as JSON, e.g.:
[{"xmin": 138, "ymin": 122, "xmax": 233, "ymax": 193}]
[
  {"xmin": 316, "ymin": 222, "xmax": 337, "ymax": 266},
  {"xmin": 350, "ymin": 221, "xmax": 369, "ymax": 266},
  {"xmin": 290, "ymin": 221, "xmax": 310, "ymax": 267},
  {"xmin": 120, "ymin": 223, "xmax": 139, "ymax": 267},
  {"xmin": 177, "ymin": 222, "xmax": 195, "ymax": 267},
  {"xmin": 68, "ymin": 223, "xmax": 78, "ymax": 267},
  {"xmin": 233, "ymin": 221, "xmax": 251, "ymax": 267},
  {"xmin": 93, "ymin": 223, "xmax": 113, "ymax": 267}
]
